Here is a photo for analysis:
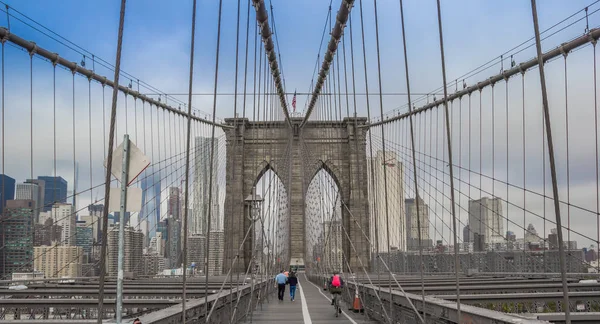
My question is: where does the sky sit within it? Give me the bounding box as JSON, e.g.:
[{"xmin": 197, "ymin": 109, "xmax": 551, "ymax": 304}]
[{"xmin": 2, "ymin": 0, "xmax": 600, "ymax": 255}]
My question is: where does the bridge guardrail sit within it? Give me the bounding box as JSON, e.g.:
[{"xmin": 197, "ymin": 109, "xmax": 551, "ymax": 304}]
[
  {"xmin": 306, "ymin": 274, "xmax": 550, "ymax": 324},
  {"xmin": 106, "ymin": 278, "xmax": 271, "ymax": 324}
]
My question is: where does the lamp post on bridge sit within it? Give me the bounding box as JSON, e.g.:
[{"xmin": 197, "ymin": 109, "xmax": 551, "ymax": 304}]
[{"xmin": 245, "ymin": 194, "xmax": 263, "ymax": 307}]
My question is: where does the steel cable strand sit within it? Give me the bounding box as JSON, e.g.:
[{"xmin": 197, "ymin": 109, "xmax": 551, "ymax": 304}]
[
  {"xmin": 530, "ymin": 1, "xmax": 571, "ymax": 321},
  {"xmin": 180, "ymin": 0, "xmax": 199, "ymax": 321},
  {"xmin": 98, "ymin": 0, "xmax": 130, "ymax": 308},
  {"xmin": 397, "ymin": 0, "xmax": 426, "ymax": 317},
  {"xmin": 201, "ymin": 0, "xmax": 224, "ymax": 318}
]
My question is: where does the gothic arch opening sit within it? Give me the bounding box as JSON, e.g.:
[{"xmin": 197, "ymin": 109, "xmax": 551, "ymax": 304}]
[
  {"xmin": 305, "ymin": 167, "xmax": 343, "ymax": 273},
  {"xmin": 252, "ymin": 166, "xmax": 288, "ymax": 273}
]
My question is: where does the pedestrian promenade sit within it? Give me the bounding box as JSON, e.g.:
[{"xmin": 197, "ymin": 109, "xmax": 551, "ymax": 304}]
[{"xmin": 250, "ymin": 273, "xmax": 376, "ymax": 323}]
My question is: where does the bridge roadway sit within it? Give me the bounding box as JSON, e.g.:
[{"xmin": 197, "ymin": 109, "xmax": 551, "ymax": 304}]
[{"xmin": 251, "ymin": 273, "xmax": 374, "ymax": 324}]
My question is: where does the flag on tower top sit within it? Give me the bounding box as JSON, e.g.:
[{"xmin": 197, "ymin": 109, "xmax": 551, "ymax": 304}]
[{"xmin": 292, "ymin": 90, "xmax": 297, "ymax": 112}]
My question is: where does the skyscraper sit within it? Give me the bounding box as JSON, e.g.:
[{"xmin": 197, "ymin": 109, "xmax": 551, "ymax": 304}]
[
  {"xmin": 168, "ymin": 187, "xmax": 180, "ymax": 220},
  {"xmin": 34, "ymin": 244, "xmax": 82, "ymax": 278},
  {"xmin": 368, "ymin": 151, "xmax": 406, "ymax": 252},
  {"xmin": 405, "ymin": 196, "xmax": 431, "ymax": 250},
  {"xmin": 468, "ymin": 197, "xmax": 503, "ymax": 251},
  {"xmin": 140, "ymin": 167, "xmax": 161, "ymax": 242},
  {"xmin": 167, "ymin": 217, "xmax": 181, "ymax": 268},
  {"xmin": 37, "ymin": 176, "xmax": 67, "ymax": 212},
  {"xmin": 34, "ymin": 218, "xmax": 62, "ymax": 247},
  {"xmin": 0, "ymin": 200, "xmax": 34, "ymax": 278},
  {"xmin": 76, "ymin": 220, "xmax": 93, "ymax": 263},
  {"xmin": 207, "ymin": 230, "xmax": 224, "ymax": 276},
  {"xmin": 187, "ymin": 234, "xmax": 206, "ymax": 269},
  {"xmin": 0, "ymin": 174, "xmax": 15, "ymax": 215},
  {"xmin": 16, "ymin": 179, "xmax": 44, "ymax": 223},
  {"xmin": 107, "ymin": 226, "xmax": 143, "ymax": 277},
  {"xmin": 53, "ymin": 203, "xmax": 76, "ymax": 246},
  {"xmin": 322, "ymin": 220, "xmax": 343, "ymax": 272},
  {"xmin": 193, "ymin": 136, "xmax": 220, "ymax": 235},
  {"xmin": 84, "ymin": 204, "xmax": 104, "ymax": 244}
]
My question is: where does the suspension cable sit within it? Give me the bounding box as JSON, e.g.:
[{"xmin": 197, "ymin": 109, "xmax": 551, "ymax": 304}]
[
  {"xmin": 97, "ymin": 0, "xmax": 127, "ymax": 321},
  {"xmin": 530, "ymin": 0, "xmax": 571, "ymax": 322}
]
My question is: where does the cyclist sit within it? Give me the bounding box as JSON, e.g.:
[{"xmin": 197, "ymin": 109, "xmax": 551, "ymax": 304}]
[{"xmin": 328, "ymin": 271, "xmax": 344, "ymax": 311}]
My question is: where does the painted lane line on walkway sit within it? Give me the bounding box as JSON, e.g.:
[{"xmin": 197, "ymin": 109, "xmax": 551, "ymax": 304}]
[
  {"xmin": 303, "ymin": 274, "xmax": 359, "ymax": 324},
  {"xmin": 297, "ymin": 281, "xmax": 313, "ymax": 324}
]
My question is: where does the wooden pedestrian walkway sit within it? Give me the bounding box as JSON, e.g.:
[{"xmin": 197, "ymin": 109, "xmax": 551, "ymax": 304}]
[{"xmin": 249, "ymin": 273, "xmax": 376, "ymax": 323}]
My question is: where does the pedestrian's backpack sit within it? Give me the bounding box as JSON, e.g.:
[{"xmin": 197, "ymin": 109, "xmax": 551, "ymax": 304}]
[{"xmin": 331, "ymin": 275, "xmax": 341, "ymax": 287}]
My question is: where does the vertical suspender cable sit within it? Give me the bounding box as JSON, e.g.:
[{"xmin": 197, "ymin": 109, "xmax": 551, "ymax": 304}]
[
  {"xmin": 434, "ymin": 1, "xmax": 461, "ymax": 322},
  {"xmin": 181, "ymin": 1, "xmax": 198, "ymax": 317},
  {"xmin": 372, "ymin": 0, "xmax": 394, "ymax": 317},
  {"xmin": 182, "ymin": 92, "xmax": 196, "ymax": 316},
  {"xmin": 593, "ymin": 40, "xmax": 600, "ymax": 270},
  {"xmin": 205, "ymin": 0, "xmax": 223, "ymax": 317},
  {"xmin": 398, "ymin": 0, "xmax": 426, "ymax": 320},
  {"xmin": 227, "ymin": 0, "xmax": 244, "ymax": 313},
  {"xmin": 1, "ymin": 39, "xmax": 4, "ymax": 244},
  {"xmin": 529, "ymin": 1, "xmax": 571, "ymax": 323},
  {"xmin": 97, "ymin": 0, "xmax": 127, "ymax": 322},
  {"xmin": 29, "ymin": 51, "xmax": 33, "ymax": 201}
]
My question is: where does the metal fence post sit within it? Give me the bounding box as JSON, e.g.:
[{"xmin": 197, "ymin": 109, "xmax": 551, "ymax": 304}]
[{"xmin": 116, "ymin": 134, "xmax": 130, "ymax": 324}]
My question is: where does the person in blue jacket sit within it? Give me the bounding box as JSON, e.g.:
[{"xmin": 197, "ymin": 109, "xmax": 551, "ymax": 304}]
[
  {"xmin": 288, "ymin": 271, "xmax": 299, "ymax": 301},
  {"xmin": 275, "ymin": 269, "xmax": 288, "ymax": 301}
]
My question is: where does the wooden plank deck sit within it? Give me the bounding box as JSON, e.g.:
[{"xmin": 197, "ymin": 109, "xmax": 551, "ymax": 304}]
[{"xmin": 249, "ymin": 273, "xmax": 376, "ymax": 323}]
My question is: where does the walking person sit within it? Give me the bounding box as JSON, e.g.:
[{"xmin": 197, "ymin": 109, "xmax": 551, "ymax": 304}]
[
  {"xmin": 288, "ymin": 271, "xmax": 298, "ymax": 301},
  {"xmin": 275, "ymin": 269, "xmax": 288, "ymax": 301}
]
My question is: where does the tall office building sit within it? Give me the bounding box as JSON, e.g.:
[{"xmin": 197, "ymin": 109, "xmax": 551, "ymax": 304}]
[
  {"xmin": 37, "ymin": 176, "xmax": 67, "ymax": 212},
  {"xmin": 168, "ymin": 187, "xmax": 180, "ymax": 220},
  {"xmin": 405, "ymin": 196, "xmax": 431, "ymax": 250},
  {"xmin": 187, "ymin": 234, "xmax": 206, "ymax": 269},
  {"xmin": 463, "ymin": 224, "xmax": 472, "ymax": 243},
  {"xmin": 76, "ymin": 220, "xmax": 93, "ymax": 263},
  {"xmin": 368, "ymin": 150, "xmax": 406, "ymax": 252},
  {"xmin": 167, "ymin": 217, "xmax": 182, "ymax": 268},
  {"xmin": 0, "ymin": 174, "xmax": 15, "ymax": 215},
  {"xmin": 53, "ymin": 203, "xmax": 76, "ymax": 246},
  {"xmin": 107, "ymin": 226, "xmax": 144, "ymax": 277},
  {"xmin": 83, "ymin": 204, "xmax": 104, "ymax": 244},
  {"xmin": 468, "ymin": 197, "xmax": 503, "ymax": 251},
  {"xmin": 322, "ymin": 220, "xmax": 343, "ymax": 272},
  {"xmin": 33, "ymin": 244, "xmax": 82, "ymax": 278},
  {"xmin": 34, "ymin": 218, "xmax": 62, "ymax": 247},
  {"xmin": 525, "ymin": 223, "xmax": 540, "ymax": 245},
  {"xmin": 113, "ymin": 211, "xmax": 131, "ymax": 226},
  {"xmin": 207, "ymin": 230, "xmax": 224, "ymax": 276},
  {"xmin": 193, "ymin": 136, "xmax": 220, "ymax": 235},
  {"xmin": 16, "ymin": 179, "xmax": 44, "ymax": 222},
  {"xmin": 0, "ymin": 200, "xmax": 34, "ymax": 278},
  {"xmin": 140, "ymin": 167, "xmax": 161, "ymax": 242}
]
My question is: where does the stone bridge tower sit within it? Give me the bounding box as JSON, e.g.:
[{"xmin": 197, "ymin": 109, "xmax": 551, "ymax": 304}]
[{"xmin": 223, "ymin": 117, "xmax": 370, "ymax": 273}]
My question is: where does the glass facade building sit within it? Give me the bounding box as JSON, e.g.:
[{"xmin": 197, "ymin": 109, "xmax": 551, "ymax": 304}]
[{"xmin": 37, "ymin": 176, "xmax": 67, "ymax": 212}]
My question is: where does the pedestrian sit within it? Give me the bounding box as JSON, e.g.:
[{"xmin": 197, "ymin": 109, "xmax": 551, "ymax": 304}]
[
  {"xmin": 133, "ymin": 318, "xmax": 142, "ymax": 324},
  {"xmin": 288, "ymin": 271, "xmax": 298, "ymax": 301},
  {"xmin": 275, "ymin": 269, "xmax": 288, "ymax": 301}
]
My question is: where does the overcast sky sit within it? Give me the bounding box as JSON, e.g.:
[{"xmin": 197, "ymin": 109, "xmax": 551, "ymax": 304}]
[{"xmin": 2, "ymin": 0, "xmax": 600, "ymax": 252}]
